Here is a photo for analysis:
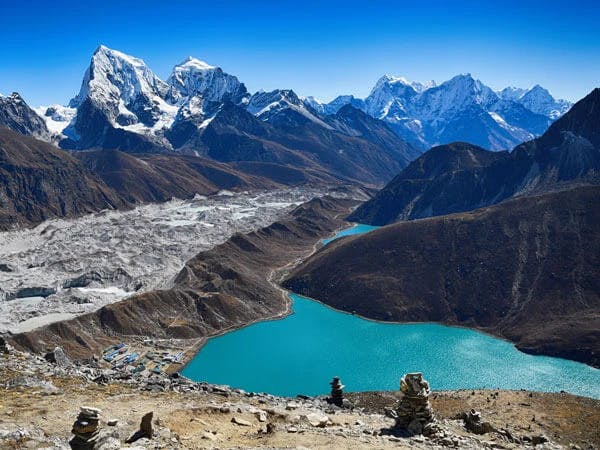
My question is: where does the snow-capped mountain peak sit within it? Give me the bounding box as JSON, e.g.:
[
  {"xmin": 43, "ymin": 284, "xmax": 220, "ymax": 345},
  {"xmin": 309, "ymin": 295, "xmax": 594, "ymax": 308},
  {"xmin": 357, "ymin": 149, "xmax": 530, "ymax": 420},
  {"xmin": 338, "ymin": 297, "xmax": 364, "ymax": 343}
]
[
  {"xmin": 178, "ymin": 56, "xmax": 215, "ymax": 70},
  {"xmin": 70, "ymin": 45, "xmax": 170, "ymax": 112},
  {"xmin": 0, "ymin": 92, "xmax": 53, "ymax": 140},
  {"xmin": 247, "ymin": 89, "xmax": 333, "ymax": 129},
  {"xmin": 167, "ymin": 57, "xmax": 249, "ymax": 104},
  {"xmin": 371, "ymin": 75, "xmax": 436, "ymax": 95},
  {"xmin": 519, "ymin": 84, "xmax": 571, "ymax": 119},
  {"xmin": 498, "ymin": 86, "xmax": 527, "ymax": 101},
  {"xmin": 414, "ymin": 73, "xmax": 498, "ymax": 119},
  {"xmin": 62, "ymin": 45, "xmax": 177, "ymax": 150}
]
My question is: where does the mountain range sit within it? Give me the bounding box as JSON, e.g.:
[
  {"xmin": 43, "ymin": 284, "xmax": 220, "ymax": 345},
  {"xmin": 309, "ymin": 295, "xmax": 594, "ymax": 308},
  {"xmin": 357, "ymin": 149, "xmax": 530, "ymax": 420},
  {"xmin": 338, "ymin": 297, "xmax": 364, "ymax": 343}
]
[
  {"xmin": 13, "ymin": 46, "xmax": 417, "ymax": 186},
  {"xmin": 350, "ymin": 88, "xmax": 600, "ymax": 225},
  {"xmin": 308, "ymin": 74, "xmax": 571, "ymax": 150},
  {"xmin": 6, "ymin": 45, "xmax": 569, "ymax": 161},
  {"xmin": 0, "ymin": 45, "xmax": 587, "ymax": 231}
]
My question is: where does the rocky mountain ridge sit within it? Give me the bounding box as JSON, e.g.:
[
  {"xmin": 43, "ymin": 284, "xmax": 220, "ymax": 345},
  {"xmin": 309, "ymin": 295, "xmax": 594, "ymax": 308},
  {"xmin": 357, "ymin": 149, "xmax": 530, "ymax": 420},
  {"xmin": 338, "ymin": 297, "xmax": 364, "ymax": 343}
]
[
  {"xmin": 0, "ymin": 127, "xmax": 337, "ymax": 230},
  {"xmin": 0, "ymin": 92, "xmax": 53, "ymax": 141},
  {"xmin": 0, "ymin": 128, "xmax": 127, "ymax": 230}
]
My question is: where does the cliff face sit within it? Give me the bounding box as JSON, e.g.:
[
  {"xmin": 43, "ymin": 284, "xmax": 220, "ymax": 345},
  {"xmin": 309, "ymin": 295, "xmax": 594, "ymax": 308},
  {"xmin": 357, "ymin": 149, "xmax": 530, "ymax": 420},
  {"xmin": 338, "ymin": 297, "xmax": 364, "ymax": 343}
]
[
  {"xmin": 285, "ymin": 186, "xmax": 600, "ymax": 367},
  {"xmin": 0, "ymin": 128, "xmax": 128, "ymax": 230},
  {"xmin": 11, "ymin": 197, "xmax": 357, "ymax": 359}
]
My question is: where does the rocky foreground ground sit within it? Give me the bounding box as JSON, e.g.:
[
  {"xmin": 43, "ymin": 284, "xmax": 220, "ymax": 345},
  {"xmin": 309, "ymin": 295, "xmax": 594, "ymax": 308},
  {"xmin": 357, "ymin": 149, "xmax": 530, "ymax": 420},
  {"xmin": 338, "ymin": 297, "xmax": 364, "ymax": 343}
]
[{"xmin": 1, "ymin": 342, "xmax": 598, "ymax": 449}]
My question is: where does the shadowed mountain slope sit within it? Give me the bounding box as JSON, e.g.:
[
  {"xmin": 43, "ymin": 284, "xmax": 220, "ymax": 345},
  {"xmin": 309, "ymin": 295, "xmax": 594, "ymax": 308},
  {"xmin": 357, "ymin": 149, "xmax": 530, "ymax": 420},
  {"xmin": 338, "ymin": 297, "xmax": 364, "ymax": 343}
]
[
  {"xmin": 74, "ymin": 149, "xmax": 282, "ymax": 203},
  {"xmin": 0, "ymin": 128, "xmax": 128, "ymax": 230}
]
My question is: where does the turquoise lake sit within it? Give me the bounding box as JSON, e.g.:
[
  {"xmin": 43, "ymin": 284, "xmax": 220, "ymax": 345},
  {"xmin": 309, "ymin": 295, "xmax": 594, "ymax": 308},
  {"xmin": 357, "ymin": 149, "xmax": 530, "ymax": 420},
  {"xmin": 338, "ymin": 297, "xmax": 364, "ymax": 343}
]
[
  {"xmin": 182, "ymin": 224, "xmax": 600, "ymax": 398},
  {"xmin": 321, "ymin": 223, "xmax": 380, "ymax": 245}
]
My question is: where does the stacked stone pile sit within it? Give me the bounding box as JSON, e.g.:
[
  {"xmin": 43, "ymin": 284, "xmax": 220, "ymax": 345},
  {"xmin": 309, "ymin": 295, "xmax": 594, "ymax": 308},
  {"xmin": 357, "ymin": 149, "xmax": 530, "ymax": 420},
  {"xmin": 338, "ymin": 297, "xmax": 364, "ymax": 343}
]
[
  {"xmin": 329, "ymin": 376, "xmax": 344, "ymax": 407},
  {"xmin": 395, "ymin": 373, "xmax": 434, "ymax": 434},
  {"xmin": 0, "ymin": 336, "xmax": 9, "ymax": 354},
  {"xmin": 69, "ymin": 406, "xmax": 102, "ymax": 449}
]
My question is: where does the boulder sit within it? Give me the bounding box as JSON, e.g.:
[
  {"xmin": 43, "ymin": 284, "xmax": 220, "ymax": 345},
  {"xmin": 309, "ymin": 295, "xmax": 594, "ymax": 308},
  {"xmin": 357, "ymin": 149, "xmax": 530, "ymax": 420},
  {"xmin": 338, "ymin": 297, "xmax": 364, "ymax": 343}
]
[
  {"xmin": 305, "ymin": 412, "xmax": 329, "ymax": 428},
  {"xmin": 44, "ymin": 347, "xmax": 72, "ymax": 367},
  {"xmin": 0, "ymin": 336, "xmax": 9, "ymax": 354},
  {"xmin": 459, "ymin": 409, "xmax": 495, "ymax": 435},
  {"xmin": 126, "ymin": 412, "xmax": 154, "ymax": 443},
  {"xmin": 231, "ymin": 417, "xmax": 252, "ymax": 427}
]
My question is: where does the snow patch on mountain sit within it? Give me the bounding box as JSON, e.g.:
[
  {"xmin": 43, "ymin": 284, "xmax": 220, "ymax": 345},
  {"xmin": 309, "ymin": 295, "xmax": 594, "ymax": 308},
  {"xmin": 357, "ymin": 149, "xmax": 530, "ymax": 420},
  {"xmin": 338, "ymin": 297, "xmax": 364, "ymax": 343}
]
[{"xmin": 34, "ymin": 105, "xmax": 77, "ymax": 135}]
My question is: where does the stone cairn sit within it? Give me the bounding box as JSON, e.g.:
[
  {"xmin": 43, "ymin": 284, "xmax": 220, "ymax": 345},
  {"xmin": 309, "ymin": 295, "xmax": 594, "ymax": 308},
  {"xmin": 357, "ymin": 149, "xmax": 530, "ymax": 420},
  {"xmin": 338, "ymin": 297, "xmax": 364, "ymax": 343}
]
[
  {"xmin": 329, "ymin": 376, "xmax": 345, "ymax": 407},
  {"xmin": 0, "ymin": 336, "xmax": 9, "ymax": 354},
  {"xmin": 70, "ymin": 406, "xmax": 102, "ymax": 450},
  {"xmin": 395, "ymin": 373, "xmax": 434, "ymax": 434}
]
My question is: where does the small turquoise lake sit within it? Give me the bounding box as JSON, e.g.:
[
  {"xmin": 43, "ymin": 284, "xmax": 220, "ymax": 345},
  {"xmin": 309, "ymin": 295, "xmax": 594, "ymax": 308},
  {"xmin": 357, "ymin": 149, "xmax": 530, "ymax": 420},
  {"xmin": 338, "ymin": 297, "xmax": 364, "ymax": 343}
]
[
  {"xmin": 321, "ymin": 223, "xmax": 380, "ymax": 245},
  {"xmin": 182, "ymin": 224, "xmax": 600, "ymax": 398}
]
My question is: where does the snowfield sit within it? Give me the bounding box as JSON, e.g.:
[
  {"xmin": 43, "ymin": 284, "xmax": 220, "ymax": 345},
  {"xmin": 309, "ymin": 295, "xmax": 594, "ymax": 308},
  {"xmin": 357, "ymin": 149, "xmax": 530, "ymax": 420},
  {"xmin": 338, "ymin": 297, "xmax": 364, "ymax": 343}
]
[{"xmin": 0, "ymin": 188, "xmax": 333, "ymax": 333}]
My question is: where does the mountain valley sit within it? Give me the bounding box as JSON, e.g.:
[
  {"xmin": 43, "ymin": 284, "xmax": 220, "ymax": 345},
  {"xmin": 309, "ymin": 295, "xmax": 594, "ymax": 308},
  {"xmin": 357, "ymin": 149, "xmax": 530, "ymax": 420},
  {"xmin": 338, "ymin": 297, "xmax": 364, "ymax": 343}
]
[{"xmin": 0, "ymin": 25, "xmax": 599, "ymax": 450}]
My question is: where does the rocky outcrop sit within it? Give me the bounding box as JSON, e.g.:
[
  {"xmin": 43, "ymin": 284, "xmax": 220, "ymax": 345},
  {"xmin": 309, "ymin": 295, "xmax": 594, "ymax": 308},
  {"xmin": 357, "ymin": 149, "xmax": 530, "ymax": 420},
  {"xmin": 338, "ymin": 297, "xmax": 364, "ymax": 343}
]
[
  {"xmin": 459, "ymin": 409, "xmax": 495, "ymax": 435},
  {"xmin": 349, "ymin": 88, "xmax": 600, "ymax": 225},
  {"xmin": 285, "ymin": 186, "xmax": 600, "ymax": 367}
]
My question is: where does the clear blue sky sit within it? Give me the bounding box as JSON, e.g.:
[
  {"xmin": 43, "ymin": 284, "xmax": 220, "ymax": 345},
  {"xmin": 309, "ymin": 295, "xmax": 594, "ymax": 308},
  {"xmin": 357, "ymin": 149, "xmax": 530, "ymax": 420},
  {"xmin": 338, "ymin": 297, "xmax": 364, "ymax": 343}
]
[{"xmin": 1, "ymin": 0, "xmax": 598, "ymax": 106}]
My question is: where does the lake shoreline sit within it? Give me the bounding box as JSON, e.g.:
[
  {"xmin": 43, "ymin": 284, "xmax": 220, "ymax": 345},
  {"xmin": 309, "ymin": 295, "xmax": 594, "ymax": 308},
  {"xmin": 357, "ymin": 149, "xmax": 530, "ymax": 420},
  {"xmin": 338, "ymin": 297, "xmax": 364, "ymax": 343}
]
[{"xmin": 181, "ymin": 223, "xmax": 599, "ymax": 399}]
